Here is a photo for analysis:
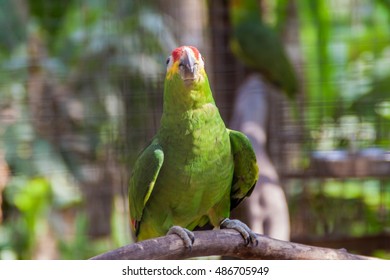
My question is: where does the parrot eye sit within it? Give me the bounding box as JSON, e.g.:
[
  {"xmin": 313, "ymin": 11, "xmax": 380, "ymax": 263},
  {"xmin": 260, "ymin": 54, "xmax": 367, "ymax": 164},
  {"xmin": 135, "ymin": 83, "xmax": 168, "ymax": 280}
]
[{"xmin": 166, "ymin": 55, "xmax": 173, "ymax": 71}]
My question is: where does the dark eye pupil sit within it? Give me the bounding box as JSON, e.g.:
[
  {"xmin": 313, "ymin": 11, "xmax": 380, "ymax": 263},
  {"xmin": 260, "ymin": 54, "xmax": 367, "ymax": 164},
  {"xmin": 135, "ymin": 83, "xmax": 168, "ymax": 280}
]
[{"xmin": 166, "ymin": 58, "xmax": 170, "ymax": 65}]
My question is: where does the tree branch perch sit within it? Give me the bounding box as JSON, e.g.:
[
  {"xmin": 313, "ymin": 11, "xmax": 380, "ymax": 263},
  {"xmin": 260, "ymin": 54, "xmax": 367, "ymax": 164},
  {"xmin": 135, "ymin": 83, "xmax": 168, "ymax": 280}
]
[{"xmin": 90, "ymin": 229, "xmax": 376, "ymax": 260}]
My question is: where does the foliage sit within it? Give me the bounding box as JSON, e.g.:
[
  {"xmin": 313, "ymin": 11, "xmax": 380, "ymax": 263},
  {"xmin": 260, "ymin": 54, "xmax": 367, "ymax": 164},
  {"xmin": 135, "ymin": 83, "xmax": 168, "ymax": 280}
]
[
  {"xmin": 0, "ymin": 0, "xmax": 174, "ymax": 259},
  {"xmin": 0, "ymin": 0, "xmax": 389, "ymax": 259},
  {"xmin": 272, "ymin": 0, "xmax": 390, "ymax": 256},
  {"xmin": 3, "ymin": 177, "xmax": 51, "ymax": 259},
  {"xmin": 288, "ymin": 179, "xmax": 389, "ymax": 238},
  {"xmin": 297, "ymin": 0, "xmax": 390, "ymax": 151}
]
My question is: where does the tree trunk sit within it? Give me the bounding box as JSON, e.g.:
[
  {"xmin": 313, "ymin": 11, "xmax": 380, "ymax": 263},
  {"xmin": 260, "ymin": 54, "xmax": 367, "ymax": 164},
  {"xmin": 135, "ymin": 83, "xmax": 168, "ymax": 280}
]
[
  {"xmin": 0, "ymin": 150, "xmax": 10, "ymax": 224},
  {"xmin": 26, "ymin": 33, "xmax": 114, "ymax": 238},
  {"xmin": 230, "ymin": 75, "xmax": 290, "ymax": 241},
  {"xmin": 157, "ymin": 0, "xmax": 208, "ymax": 49}
]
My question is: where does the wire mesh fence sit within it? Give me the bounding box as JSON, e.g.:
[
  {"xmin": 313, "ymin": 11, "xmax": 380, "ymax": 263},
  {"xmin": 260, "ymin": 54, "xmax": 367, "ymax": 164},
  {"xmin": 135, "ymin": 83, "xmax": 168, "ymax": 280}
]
[{"xmin": 0, "ymin": 0, "xmax": 389, "ymax": 259}]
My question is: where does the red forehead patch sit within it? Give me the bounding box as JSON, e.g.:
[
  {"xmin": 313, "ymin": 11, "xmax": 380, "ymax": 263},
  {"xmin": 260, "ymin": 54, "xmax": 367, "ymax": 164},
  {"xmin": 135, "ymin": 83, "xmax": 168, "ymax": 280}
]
[{"xmin": 171, "ymin": 46, "xmax": 200, "ymax": 62}]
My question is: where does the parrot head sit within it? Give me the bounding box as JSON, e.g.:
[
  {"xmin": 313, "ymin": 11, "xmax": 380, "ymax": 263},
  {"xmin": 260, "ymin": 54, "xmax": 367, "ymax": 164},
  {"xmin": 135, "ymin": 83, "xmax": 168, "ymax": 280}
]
[
  {"xmin": 165, "ymin": 46, "xmax": 205, "ymax": 86},
  {"xmin": 163, "ymin": 46, "xmax": 214, "ymax": 110}
]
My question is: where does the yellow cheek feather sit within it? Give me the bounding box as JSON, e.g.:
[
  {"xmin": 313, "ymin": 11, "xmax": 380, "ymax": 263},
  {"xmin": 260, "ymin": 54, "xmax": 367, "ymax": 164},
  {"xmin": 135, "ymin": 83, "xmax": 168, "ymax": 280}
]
[
  {"xmin": 199, "ymin": 68, "xmax": 206, "ymax": 78},
  {"xmin": 166, "ymin": 61, "xmax": 179, "ymax": 80}
]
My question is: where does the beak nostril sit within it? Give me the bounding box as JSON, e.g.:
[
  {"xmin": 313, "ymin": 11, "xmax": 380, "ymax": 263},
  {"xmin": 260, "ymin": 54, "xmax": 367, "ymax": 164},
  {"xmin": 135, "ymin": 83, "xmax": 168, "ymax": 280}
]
[{"xmin": 179, "ymin": 62, "xmax": 198, "ymax": 68}]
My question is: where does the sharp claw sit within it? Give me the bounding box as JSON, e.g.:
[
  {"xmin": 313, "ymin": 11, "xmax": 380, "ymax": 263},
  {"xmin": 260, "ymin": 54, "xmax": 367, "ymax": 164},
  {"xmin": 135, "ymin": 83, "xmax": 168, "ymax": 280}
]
[
  {"xmin": 250, "ymin": 232, "xmax": 259, "ymax": 246},
  {"xmin": 167, "ymin": 226, "xmax": 195, "ymax": 249},
  {"xmin": 189, "ymin": 232, "xmax": 195, "ymax": 244},
  {"xmin": 220, "ymin": 218, "xmax": 258, "ymax": 246}
]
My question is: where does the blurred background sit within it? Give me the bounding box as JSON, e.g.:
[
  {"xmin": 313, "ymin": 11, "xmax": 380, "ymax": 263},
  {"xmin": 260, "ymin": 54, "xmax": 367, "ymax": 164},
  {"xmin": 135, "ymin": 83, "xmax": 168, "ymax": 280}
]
[{"xmin": 0, "ymin": 0, "xmax": 389, "ymax": 259}]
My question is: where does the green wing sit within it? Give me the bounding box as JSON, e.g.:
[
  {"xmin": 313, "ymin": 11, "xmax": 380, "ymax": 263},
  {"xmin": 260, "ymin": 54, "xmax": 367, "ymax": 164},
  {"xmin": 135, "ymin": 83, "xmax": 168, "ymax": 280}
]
[
  {"xmin": 128, "ymin": 139, "xmax": 164, "ymax": 235},
  {"xmin": 228, "ymin": 129, "xmax": 259, "ymax": 209}
]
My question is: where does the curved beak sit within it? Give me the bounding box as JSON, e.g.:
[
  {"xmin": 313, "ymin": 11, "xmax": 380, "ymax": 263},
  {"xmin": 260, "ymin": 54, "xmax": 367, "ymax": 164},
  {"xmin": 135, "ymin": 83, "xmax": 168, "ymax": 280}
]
[{"xmin": 179, "ymin": 48, "xmax": 198, "ymax": 81}]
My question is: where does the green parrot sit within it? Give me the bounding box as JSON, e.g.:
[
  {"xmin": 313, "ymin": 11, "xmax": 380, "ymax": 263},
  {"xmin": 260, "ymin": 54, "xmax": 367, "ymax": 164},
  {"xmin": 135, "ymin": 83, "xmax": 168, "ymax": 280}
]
[
  {"xmin": 128, "ymin": 46, "xmax": 259, "ymax": 248},
  {"xmin": 229, "ymin": 0, "xmax": 298, "ymax": 97}
]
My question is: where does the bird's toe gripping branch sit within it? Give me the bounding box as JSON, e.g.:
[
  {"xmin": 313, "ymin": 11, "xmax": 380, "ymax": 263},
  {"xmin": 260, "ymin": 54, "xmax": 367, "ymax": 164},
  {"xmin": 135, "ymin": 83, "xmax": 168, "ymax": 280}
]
[
  {"xmin": 220, "ymin": 218, "xmax": 258, "ymax": 246},
  {"xmin": 167, "ymin": 226, "xmax": 195, "ymax": 249}
]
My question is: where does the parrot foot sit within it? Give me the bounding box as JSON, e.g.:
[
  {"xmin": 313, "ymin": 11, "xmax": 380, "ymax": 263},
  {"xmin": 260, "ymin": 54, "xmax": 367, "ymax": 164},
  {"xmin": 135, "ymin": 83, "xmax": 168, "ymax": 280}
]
[
  {"xmin": 220, "ymin": 218, "xmax": 258, "ymax": 246},
  {"xmin": 167, "ymin": 226, "xmax": 195, "ymax": 249}
]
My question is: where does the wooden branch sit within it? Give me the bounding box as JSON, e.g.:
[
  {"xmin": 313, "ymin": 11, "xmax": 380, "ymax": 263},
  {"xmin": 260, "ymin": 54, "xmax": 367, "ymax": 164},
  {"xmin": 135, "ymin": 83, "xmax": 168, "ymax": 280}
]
[{"xmin": 90, "ymin": 229, "xmax": 376, "ymax": 260}]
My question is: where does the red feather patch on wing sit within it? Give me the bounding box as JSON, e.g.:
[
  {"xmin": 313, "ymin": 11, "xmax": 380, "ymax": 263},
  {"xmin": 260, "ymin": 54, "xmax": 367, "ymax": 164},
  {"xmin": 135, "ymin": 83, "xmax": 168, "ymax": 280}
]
[{"xmin": 131, "ymin": 218, "xmax": 139, "ymax": 233}]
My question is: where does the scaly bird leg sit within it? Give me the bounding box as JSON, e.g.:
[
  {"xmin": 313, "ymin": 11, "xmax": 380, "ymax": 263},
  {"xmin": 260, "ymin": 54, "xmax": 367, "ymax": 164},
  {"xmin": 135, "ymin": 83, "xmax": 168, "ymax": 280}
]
[
  {"xmin": 167, "ymin": 226, "xmax": 195, "ymax": 249},
  {"xmin": 220, "ymin": 218, "xmax": 258, "ymax": 246}
]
